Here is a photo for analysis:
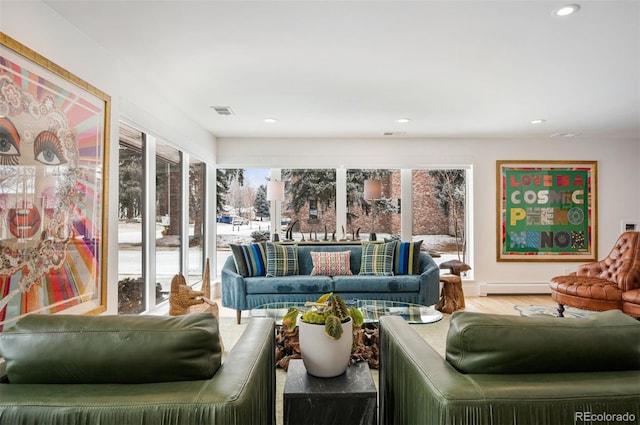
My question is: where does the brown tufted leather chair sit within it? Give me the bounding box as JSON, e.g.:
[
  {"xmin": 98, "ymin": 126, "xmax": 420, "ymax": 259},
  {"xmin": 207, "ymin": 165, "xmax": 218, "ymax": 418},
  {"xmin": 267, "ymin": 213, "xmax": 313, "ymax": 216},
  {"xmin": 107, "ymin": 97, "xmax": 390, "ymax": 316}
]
[{"xmin": 549, "ymin": 231, "xmax": 640, "ymax": 317}]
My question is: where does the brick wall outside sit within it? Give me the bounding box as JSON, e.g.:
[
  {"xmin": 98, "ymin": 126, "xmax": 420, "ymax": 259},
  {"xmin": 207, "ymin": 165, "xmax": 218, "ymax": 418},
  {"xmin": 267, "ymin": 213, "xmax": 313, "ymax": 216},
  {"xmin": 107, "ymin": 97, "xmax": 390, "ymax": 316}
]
[{"xmin": 284, "ymin": 170, "xmax": 465, "ymax": 238}]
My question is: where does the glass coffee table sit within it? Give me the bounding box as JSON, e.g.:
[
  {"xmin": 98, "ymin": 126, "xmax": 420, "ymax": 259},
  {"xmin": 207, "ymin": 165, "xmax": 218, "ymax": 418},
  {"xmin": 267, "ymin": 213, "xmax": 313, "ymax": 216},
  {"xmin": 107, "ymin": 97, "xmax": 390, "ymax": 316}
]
[{"xmin": 251, "ymin": 299, "xmax": 443, "ymax": 325}]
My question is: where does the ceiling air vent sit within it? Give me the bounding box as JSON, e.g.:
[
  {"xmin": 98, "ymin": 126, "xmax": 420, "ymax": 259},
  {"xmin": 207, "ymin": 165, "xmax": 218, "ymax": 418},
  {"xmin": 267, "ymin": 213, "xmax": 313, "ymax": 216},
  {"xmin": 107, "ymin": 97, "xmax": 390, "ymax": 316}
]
[{"xmin": 211, "ymin": 106, "xmax": 234, "ymax": 116}]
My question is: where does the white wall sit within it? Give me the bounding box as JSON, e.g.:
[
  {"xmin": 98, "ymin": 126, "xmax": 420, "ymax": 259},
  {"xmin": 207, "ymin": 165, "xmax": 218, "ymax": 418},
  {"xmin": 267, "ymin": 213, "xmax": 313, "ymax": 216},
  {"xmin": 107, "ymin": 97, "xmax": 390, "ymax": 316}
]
[
  {"xmin": 1, "ymin": 0, "xmax": 216, "ymax": 314},
  {"xmin": 1, "ymin": 0, "xmax": 638, "ymax": 301},
  {"xmin": 217, "ymin": 136, "xmax": 640, "ymax": 294}
]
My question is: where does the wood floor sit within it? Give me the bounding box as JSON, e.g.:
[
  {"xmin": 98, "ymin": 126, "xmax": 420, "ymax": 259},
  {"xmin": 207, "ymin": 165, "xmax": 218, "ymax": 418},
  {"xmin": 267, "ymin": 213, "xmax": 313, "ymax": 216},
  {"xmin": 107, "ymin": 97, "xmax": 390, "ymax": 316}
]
[{"xmin": 464, "ymin": 294, "xmax": 556, "ymax": 315}]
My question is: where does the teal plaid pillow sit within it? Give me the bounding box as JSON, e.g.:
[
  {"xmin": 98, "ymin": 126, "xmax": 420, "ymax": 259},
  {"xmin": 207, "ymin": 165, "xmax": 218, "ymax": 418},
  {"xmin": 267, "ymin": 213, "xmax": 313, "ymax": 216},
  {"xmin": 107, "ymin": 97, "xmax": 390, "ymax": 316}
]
[
  {"xmin": 266, "ymin": 243, "xmax": 299, "ymax": 277},
  {"xmin": 359, "ymin": 241, "xmax": 396, "ymax": 276}
]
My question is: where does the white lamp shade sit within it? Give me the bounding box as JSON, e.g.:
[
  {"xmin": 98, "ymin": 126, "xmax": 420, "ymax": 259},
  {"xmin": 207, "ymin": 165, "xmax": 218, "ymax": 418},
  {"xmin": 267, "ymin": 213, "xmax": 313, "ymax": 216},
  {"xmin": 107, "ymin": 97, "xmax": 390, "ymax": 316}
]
[
  {"xmin": 267, "ymin": 180, "xmax": 285, "ymax": 201},
  {"xmin": 364, "ymin": 179, "xmax": 382, "ymax": 200}
]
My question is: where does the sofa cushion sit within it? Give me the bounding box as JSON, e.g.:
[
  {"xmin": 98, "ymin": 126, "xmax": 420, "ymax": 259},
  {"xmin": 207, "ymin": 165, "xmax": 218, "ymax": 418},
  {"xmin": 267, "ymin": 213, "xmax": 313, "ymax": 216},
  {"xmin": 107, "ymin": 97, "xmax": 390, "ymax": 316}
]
[
  {"xmin": 266, "ymin": 243, "xmax": 299, "ymax": 277},
  {"xmin": 230, "ymin": 242, "xmax": 267, "ymax": 277},
  {"xmin": 333, "ymin": 274, "xmax": 420, "ymax": 292},
  {"xmin": 445, "ymin": 310, "xmax": 640, "ymax": 374},
  {"xmin": 310, "ymin": 250, "xmax": 353, "ymax": 276},
  {"xmin": 246, "ymin": 275, "xmax": 333, "ymax": 294},
  {"xmin": 0, "ymin": 313, "xmax": 221, "ymax": 384},
  {"xmin": 393, "ymin": 240, "xmax": 423, "ymax": 275},
  {"xmin": 359, "ymin": 241, "xmax": 396, "ymax": 276}
]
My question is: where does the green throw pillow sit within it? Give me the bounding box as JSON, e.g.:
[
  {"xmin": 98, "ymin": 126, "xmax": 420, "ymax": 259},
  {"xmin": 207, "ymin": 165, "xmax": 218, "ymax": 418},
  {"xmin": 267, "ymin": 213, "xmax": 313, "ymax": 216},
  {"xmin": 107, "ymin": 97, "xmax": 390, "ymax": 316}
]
[
  {"xmin": 266, "ymin": 242, "xmax": 299, "ymax": 277},
  {"xmin": 359, "ymin": 241, "xmax": 396, "ymax": 276}
]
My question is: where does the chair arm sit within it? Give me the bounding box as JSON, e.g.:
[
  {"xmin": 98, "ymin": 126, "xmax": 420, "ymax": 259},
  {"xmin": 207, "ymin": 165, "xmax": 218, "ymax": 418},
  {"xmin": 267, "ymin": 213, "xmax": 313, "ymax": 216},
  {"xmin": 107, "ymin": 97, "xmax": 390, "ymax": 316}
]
[
  {"xmin": 197, "ymin": 317, "xmax": 276, "ymax": 424},
  {"xmin": 379, "ymin": 316, "xmax": 482, "ymax": 425},
  {"xmin": 617, "ymin": 264, "xmax": 640, "ymax": 292},
  {"xmin": 576, "ymin": 260, "xmax": 604, "ymax": 277}
]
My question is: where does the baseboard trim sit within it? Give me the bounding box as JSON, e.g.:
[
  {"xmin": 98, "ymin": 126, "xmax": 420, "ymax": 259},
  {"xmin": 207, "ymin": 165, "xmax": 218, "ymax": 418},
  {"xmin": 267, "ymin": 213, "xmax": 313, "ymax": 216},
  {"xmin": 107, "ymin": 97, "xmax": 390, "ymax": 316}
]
[{"xmin": 477, "ymin": 282, "xmax": 552, "ymax": 296}]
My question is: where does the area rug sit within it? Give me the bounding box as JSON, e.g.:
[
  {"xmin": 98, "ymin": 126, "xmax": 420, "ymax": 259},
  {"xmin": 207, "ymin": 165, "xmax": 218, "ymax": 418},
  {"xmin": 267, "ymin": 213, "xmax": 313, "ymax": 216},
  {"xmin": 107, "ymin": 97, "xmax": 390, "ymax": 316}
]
[
  {"xmin": 218, "ymin": 315, "xmax": 450, "ymax": 359},
  {"xmin": 514, "ymin": 304, "xmax": 599, "ymax": 318}
]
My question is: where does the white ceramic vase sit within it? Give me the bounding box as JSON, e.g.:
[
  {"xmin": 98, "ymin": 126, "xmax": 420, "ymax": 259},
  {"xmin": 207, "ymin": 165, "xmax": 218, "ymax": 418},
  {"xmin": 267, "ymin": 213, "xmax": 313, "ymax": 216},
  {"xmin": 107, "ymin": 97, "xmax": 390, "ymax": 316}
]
[{"xmin": 298, "ymin": 317, "xmax": 353, "ymax": 377}]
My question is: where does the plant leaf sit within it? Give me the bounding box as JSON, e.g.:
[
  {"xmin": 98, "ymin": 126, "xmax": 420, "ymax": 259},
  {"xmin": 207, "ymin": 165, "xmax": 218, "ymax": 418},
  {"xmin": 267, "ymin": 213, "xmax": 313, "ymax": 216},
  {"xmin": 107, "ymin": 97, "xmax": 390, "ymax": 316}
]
[
  {"xmin": 282, "ymin": 308, "xmax": 299, "ymax": 329},
  {"xmin": 332, "ymin": 294, "xmax": 349, "ymax": 319},
  {"xmin": 324, "ymin": 315, "xmax": 343, "ymax": 340},
  {"xmin": 349, "ymin": 307, "xmax": 364, "ymax": 326},
  {"xmin": 316, "ymin": 292, "xmax": 333, "ymax": 304}
]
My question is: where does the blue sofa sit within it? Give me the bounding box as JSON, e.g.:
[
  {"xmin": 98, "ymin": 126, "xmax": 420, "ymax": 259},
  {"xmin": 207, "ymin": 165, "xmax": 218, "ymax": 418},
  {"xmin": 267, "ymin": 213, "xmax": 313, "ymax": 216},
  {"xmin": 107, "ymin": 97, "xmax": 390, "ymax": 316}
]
[{"xmin": 222, "ymin": 244, "xmax": 440, "ymax": 323}]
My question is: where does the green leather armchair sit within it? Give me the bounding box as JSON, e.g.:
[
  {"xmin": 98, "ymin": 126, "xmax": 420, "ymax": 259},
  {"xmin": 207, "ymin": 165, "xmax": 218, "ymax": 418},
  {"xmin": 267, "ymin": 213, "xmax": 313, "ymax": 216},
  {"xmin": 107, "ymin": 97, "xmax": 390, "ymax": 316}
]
[
  {"xmin": 0, "ymin": 313, "xmax": 275, "ymax": 425},
  {"xmin": 379, "ymin": 311, "xmax": 640, "ymax": 425}
]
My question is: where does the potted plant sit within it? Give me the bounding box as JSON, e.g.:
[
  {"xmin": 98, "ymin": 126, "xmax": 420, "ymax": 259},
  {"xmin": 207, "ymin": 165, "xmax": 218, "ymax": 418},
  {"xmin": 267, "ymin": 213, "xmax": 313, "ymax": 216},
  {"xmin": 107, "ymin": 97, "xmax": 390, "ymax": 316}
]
[{"xmin": 283, "ymin": 293, "xmax": 364, "ymax": 377}]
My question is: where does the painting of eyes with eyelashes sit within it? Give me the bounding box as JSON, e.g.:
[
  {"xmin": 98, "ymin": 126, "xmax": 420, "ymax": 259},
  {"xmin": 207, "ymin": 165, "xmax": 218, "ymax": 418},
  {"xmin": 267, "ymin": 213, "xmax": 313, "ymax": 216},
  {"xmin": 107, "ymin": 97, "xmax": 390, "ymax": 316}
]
[{"xmin": 0, "ymin": 33, "xmax": 110, "ymax": 329}]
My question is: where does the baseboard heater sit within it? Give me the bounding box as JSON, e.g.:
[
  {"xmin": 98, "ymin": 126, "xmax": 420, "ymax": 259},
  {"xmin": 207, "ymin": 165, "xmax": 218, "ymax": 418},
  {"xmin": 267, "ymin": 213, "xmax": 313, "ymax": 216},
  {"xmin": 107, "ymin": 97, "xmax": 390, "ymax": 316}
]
[{"xmin": 479, "ymin": 283, "xmax": 551, "ymax": 296}]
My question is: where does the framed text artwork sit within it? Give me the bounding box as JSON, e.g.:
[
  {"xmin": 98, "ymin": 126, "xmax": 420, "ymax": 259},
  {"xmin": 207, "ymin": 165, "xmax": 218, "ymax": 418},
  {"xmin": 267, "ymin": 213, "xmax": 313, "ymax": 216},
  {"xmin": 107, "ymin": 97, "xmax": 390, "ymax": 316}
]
[
  {"xmin": 496, "ymin": 160, "xmax": 597, "ymax": 262},
  {"xmin": 0, "ymin": 33, "xmax": 110, "ymax": 330}
]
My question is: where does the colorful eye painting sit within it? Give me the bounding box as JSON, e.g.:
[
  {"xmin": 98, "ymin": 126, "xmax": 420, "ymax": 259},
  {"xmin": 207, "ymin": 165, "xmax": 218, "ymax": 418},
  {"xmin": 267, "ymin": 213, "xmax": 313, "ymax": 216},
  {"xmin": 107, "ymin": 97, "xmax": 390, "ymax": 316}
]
[{"xmin": 0, "ymin": 33, "xmax": 110, "ymax": 329}]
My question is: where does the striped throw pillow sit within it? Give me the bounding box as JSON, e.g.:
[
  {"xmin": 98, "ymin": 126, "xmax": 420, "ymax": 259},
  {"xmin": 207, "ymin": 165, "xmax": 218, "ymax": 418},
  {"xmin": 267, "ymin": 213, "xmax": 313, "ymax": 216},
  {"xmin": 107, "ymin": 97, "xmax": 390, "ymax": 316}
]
[
  {"xmin": 359, "ymin": 241, "xmax": 396, "ymax": 276},
  {"xmin": 310, "ymin": 251, "xmax": 353, "ymax": 276},
  {"xmin": 266, "ymin": 243, "xmax": 299, "ymax": 277},
  {"xmin": 394, "ymin": 240, "xmax": 423, "ymax": 275},
  {"xmin": 230, "ymin": 243, "xmax": 267, "ymax": 277}
]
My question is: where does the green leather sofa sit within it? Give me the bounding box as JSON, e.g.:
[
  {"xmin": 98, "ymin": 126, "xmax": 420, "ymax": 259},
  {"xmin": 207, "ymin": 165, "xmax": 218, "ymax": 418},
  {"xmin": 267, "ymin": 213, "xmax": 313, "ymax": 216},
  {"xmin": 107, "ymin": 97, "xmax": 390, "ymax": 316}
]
[
  {"xmin": 379, "ymin": 310, "xmax": 640, "ymax": 425},
  {"xmin": 0, "ymin": 313, "xmax": 275, "ymax": 425}
]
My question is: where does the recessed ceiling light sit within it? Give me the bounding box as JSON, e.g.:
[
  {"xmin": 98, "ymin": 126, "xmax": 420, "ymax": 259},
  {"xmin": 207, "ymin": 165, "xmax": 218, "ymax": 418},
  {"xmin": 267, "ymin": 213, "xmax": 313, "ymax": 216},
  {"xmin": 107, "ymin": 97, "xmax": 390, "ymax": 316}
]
[
  {"xmin": 263, "ymin": 118, "xmax": 278, "ymax": 123},
  {"xmin": 553, "ymin": 4, "xmax": 580, "ymax": 16},
  {"xmin": 395, "ymin": 118, "xmax": 411, "ymax": 123},
  {"xmin": 530, "ymin": 119, "xmax": 546, "ymax": 124}
]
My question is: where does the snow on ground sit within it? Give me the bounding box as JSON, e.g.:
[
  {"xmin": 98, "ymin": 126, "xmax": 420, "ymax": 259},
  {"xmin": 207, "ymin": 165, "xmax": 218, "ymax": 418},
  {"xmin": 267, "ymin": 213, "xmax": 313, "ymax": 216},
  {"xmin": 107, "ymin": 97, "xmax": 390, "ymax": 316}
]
[{"xmin": 118, "ymin": 220, "xmax": 464, "ymax": 279}]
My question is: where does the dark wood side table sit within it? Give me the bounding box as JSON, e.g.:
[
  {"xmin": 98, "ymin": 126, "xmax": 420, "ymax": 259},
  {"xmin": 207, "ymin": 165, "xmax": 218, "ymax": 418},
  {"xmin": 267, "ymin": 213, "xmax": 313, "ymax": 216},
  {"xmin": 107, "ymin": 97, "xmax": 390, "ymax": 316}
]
[{"xmin": 283, "ymin": 359, "xmax": 377, "ymax": 425}]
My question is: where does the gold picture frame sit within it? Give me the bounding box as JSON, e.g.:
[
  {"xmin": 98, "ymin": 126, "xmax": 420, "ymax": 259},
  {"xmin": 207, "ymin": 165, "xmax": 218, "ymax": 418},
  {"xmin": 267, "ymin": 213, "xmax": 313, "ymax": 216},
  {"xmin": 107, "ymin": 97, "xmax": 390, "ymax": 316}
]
[
  {"xmin": 0, "ymin": 33, "xmax": 110, "ymax": 329},
  {"xmin": 496, "ymin": 160, "xmax": 597, "ymax": 262}
]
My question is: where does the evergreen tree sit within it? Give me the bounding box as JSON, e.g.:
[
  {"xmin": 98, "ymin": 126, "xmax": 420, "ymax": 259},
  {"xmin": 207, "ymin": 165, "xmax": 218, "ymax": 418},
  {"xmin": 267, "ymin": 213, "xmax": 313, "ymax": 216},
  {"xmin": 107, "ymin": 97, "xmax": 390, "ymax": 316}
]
[
  {"xmin": 118, "ymin": 146, "xmax": 143, "ymax": 220},
  {"xmin": 282, "ymin": 169, "xmax": 337, "ymax": 213},
  {"xmin": 254, "ymin": 184, "xmax": 269, "ymax": 220},
  {"xmin": 216, "ymin": 169, "xmax": 244, "ymax": 213},
  {"xmin": 282, "ymin": 169, "xmax": 395, "ymax": 224}
]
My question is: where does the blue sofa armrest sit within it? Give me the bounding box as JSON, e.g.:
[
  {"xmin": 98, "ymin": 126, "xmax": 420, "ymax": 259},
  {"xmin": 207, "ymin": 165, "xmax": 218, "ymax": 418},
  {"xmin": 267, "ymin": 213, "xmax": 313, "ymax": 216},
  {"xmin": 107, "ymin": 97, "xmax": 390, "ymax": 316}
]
[
  {"xmin": 221, "ymin": 255, "xmax": 248, "ymax": 313},
  {"xmin": 418, "ymin": 252, "xmax": 440, "ymax": 306}
]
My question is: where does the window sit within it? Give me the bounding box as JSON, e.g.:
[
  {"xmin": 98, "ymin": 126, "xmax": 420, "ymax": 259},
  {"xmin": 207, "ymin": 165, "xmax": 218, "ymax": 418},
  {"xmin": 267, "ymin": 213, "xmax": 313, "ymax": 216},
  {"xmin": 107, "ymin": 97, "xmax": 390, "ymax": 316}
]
[
  {"xmin": 213, "ymin": 166, "xmax": 471, "ymax": 275},
  {"xmin": 117, "ymin": 124, "xmax": 144, "ymax": 314},
  {"xmin": 155, "ymin": 140, "xmax": 182, "ymax": 305},
  {"xmin": 282, "ymin": 169, "xmax": 336, "ymax": 240},
  {"xmin": 117, "ymin": 122, "xmax": 211, "ymax": 314},
  {"xmin": 412, "ymin": 169, "xmax": 467, "ymax": 266},
  {"xmin": 309, "ymin": 199, "xmax": 318, "ymax": 221},
  {"xmin": 346, "ymin": 169, "xmax": 399, "ymax": 241},
  {"xmin": 188, "ymin": 158, "xmax": 205, "ymax": 284}
]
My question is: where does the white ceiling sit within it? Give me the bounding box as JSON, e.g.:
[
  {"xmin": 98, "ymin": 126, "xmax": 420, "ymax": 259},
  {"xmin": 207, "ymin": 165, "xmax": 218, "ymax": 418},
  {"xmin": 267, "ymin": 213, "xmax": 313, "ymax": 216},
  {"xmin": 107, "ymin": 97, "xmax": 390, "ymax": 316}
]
[{"xmin": 43, "ymin": 0, "xmax": 639, "ymax": 140}]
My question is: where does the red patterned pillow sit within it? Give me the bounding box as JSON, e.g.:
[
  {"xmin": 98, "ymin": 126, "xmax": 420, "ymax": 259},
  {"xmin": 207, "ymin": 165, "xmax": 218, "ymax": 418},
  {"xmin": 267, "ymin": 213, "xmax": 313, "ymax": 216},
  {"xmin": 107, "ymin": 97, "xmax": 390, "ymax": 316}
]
[{"xmin": 310, "ymin": 251, "xmax": 353, "ymax": 276}]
